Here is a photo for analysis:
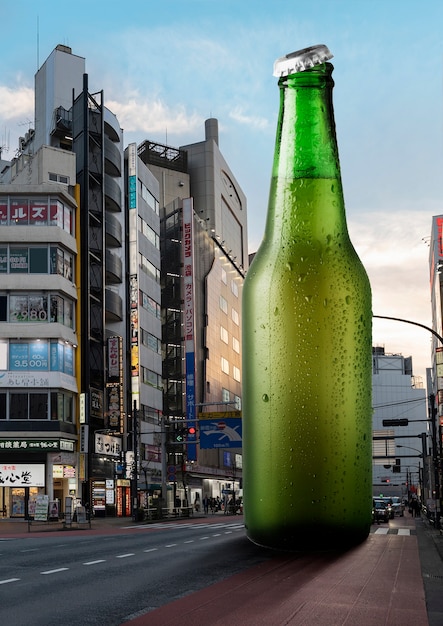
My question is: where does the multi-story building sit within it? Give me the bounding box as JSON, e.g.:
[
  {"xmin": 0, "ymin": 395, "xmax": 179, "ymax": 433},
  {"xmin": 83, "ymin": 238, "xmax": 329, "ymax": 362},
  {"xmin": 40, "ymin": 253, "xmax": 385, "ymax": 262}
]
[
  {"xmin": 428, "ymin": 215, "xmax": 443, "ymax": 520},
  {"xmin": 372, "ymin": 346, "xmax": 429, "ymax": 502},
  {"xmin": 0, "ymin": 46, "xmax": 247, "ymax": 519},
  {"xmin": 138, "ymin": 119, "xmax": 247, "ymax": 509},
  {"xmin": 124, "ymin": 144, "xmax": 163, "ymax": 513},
  {"xmin": 0, "ymin": 44, "xmax": 163, "ymax": 518}
]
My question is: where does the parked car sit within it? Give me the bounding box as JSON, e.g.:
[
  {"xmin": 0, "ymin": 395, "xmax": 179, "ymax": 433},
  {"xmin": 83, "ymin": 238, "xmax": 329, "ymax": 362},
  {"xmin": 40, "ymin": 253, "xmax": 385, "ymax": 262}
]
[
  {"xmin": 389, "ymin": 496, "xmax": 405, "ymax": 517},
  {"xmin": 372, "ymin": 499, "xmax": 390, "ymax": 523}
]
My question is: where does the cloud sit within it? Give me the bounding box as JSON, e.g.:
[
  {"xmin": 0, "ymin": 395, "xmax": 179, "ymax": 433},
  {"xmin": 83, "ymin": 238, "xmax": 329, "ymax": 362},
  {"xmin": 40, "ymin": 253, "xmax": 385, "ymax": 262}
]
[
  {"xmin": 0, "ymin": 84, "xmax": 34, "ymax": 120},
  {"xmin": 229, "ymin": 106, "xmax": 269, "ymax": 130},
  {"xmin": 106, "ymin": 95, "xmax": 203, "ymax": 136}
]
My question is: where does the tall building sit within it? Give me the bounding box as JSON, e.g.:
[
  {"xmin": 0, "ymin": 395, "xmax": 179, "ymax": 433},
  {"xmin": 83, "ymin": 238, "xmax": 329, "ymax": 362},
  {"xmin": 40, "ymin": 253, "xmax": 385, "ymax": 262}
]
[
  {"xmin": 0, "ymin": 46, "xmax": 247, "ymax": 519},
  {"xmin": 138, "ymin": 119, "xmax": 247, "ymax": 508},
  {"xmin": 428, "ymin": 215, "xmax": 443, "ymax": 519},
  {"xmin": 0, "ymin": 44, "xmax": 163, "ymax": 518},
  {"xmin": 372, "ymin": 347, "xmax": 429, "ymax": 502}
]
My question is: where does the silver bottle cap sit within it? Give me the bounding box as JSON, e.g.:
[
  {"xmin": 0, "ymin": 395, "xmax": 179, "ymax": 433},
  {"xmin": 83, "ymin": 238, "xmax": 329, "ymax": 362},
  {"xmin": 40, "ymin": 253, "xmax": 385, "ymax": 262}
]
[{"xmin": 273, "ymin": 45, "xmax": 333, "ymax": 77}]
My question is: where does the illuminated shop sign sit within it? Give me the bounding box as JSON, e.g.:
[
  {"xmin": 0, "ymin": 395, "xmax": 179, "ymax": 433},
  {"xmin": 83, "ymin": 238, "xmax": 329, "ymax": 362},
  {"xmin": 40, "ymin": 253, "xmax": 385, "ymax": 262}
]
[
  {"xmin": 0, "ymin": 463, "xmax": 45, "ymax": 487},
  {"xmin": 0, "ymin": 439, "xmax": 74, "ymax": 452}
]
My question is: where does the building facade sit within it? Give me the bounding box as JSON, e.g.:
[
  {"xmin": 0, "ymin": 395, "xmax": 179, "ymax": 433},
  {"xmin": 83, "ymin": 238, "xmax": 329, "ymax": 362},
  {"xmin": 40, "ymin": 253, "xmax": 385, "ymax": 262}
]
[
  {"xmin": 372, "ymin": 347, "xmax": 429, "ymax": 503},
  {"xmin": 139, "ymin": 120, "xmax": 247, "ymax": 510}
]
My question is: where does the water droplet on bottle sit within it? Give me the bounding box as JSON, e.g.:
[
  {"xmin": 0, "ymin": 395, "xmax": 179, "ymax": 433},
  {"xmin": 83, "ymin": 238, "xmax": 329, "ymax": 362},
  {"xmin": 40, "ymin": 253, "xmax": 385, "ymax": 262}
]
[{"xmin": 262, "ymin": 394, "xmax": 269, "ymax": 403}]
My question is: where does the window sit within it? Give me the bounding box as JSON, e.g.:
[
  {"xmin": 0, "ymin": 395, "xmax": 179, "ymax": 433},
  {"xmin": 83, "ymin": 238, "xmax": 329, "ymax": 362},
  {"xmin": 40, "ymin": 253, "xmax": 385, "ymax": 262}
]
[
  {"xmin": 219, "ymin": 295, "xmax": 228, "ymax": 315},
  {"xmin": 0, "ymin": 245, "xmax": 74, "ymax": 280},
  {"xmin": 138, "ymin": 216, "xmax": 160, "ymax": 249},
  {"xmin": 221, "ymin": 268, "xmax": 227, "ymax": 285},
  {"xmin": 10, "ymin": 394, "xmax": 29, "ymax": 419},
  {"xmin": 222, "ymin": 388, "xmax": 230, "ymax": 403},
  {"xmin": 231, "ymin": 280, "xmax": 239, "ymax": 297},
  {"xmin": 141, "ymin": 329, "xmax": 161, "ymax": 354},
  {"xmin": 2, "ymin": 293, "xmax": 73, "ymax": 327},
  {"xmin": 221, "ymin": 357, "xmax": 229, "ymax": 375},
  {"xmin": 139, "ymin": 253, "xmax": 160, "ymax": 283},
  {"xmin": 29, "ymin": 393, "xmax": 48, "ymax": 420},
  {"xmin": 0, "ymin": 393, "xmax": 6, "ymax": 419},
  {"xmin": 50, "ymin": 392, "xmax": 74, "ymax": 422},
  {"xmin": 139, "ymin": 181, "xmax": 159, "ymax": 215},
  {"xmin": 140, "ymin": 290, "xmax": 161, "ymax": 319},
  {"xmin": 10, "ymin": 295, "xmax": 48, "ymax": 322},
  {"xmin": 233, "ymin": 366, "xmax": 241, "ymax": 382},
  {"xmin": 232, "ymin": 308, "xmax": 239, "ymax": 325},
  {"xmin": 232, "ymin": 337, "xmax": 240, "ymax": 353},
  {"xmin": 220, "ymin": 326, "xmax": 228, "ymax": 344},
  {"xmin": 1, "ymin": 195, "xmax": 73, "ymax": 233},
  {"xmin": 141, "ymin": 367, "xmax": 162, "ymax": 389}
]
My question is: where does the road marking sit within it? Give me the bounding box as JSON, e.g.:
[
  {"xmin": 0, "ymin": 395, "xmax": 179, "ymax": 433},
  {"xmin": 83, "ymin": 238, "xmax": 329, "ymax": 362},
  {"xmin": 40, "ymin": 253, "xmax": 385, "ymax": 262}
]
[
  {"xmin": 84, "ymin": 559, "xmax": 106, "ymax": 565},
  {"xmin": 143, "ymin": 548, "xmax": 158, "ymax": 553},
  {"xmin": 397, "ymin": 528, "xmax": 411, "ymax": 536},
  {"xmin": 374, "ymin": 528, "xmax": 389, "ymax": 534},
  {"xmin": 199, "ymin": 536, "xmax": 210, "ymax": 540},
  {"xmin": 20, "ymin": 548, "xmax": 39, "ymax": 552},
  {"xmin": 212, "ymin": 533, "xmax": 221, "ymax": 537},
  {"xmin": 41, "ymin": 568, "xmax": 69, "ymax": 575},
  {"xmin": 116, "ymin": 553, "xmax": 135, "ymax": 558},
  {"xmin": 0, "ymin": 578, "xmax": 20, "ymax": 584},
  {"xmin": 165, "ymin": 544, "xmax": 177, "ymax": 548},
  {"xmin": 183, "ymin": 539, "xmax": 194, "ymax": 543}
]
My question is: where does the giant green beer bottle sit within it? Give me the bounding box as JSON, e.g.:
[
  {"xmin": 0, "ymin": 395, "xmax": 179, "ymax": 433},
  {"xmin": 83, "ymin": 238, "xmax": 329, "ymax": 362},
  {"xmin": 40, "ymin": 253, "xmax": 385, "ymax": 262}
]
[{"xmin": 242, "ymin": 45, "xmax": 372, "ymax": 550}]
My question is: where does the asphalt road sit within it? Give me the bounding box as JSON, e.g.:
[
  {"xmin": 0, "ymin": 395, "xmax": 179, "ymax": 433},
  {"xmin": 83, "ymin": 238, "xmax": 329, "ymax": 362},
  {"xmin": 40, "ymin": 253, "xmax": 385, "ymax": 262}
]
[{"xmin": 0, "ymin": 519, "xmax": 271, "ymax": 626}]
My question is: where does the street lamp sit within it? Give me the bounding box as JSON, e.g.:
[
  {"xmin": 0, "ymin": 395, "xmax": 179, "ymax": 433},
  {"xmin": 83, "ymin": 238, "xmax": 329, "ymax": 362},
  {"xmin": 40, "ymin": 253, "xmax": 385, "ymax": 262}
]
[
  {"xmin": 374, "ymin": 314, "xmax": 442, "ymax": 528},
  {"xmin": 396, "ymin": 445, "xmax": 423, "ymax": 457}
]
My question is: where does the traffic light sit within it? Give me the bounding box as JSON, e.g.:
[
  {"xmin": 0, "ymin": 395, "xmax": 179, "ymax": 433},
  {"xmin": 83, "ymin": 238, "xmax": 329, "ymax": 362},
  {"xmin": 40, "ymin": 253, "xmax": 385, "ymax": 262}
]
[
  {"xmin": 382, "ymin": 419, "xmax": 409, "ymax": 427},
  {"xmin": 174, "ymin": 428, "xmax": 186, "ymax": 443},
  {"xmin": 187, "ymin": 426, "xmax": 196, "ymax": 437}
]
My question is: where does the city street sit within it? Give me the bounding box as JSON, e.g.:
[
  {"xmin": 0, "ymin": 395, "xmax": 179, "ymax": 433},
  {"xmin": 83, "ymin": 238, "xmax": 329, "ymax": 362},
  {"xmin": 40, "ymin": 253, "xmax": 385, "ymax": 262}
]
[
  {"xmin": 1, "ymin": 513, "xmax": 442, "ymax": 625},
  {"xmin": 0, "ymin": 517, "xmax": 262, "ymax": 626}
]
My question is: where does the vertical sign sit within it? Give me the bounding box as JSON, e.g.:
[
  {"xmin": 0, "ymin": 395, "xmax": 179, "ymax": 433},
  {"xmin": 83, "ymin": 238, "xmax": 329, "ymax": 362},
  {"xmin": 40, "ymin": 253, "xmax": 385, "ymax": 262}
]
[
  {"xmin": 183, "ymin": 198, "xmax": 197, "ymax": 461},
  {"xmin": 128, "ymin": 143, "xmax": 140, "ymax": 407}
]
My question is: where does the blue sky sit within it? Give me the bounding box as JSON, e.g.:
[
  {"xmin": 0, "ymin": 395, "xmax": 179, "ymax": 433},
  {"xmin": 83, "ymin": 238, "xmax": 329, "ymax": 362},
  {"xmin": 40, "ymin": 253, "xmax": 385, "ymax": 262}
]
[{"xmin": 2, "ymin": 0, "xmax": 443, "ymax": 381}]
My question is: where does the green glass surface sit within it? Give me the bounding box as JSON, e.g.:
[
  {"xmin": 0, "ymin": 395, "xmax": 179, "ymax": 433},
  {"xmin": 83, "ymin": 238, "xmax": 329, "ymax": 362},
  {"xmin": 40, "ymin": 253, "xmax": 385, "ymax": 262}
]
[{"xmin": 242, "ymin": 61, "xmax": 372, "ymax": 551}]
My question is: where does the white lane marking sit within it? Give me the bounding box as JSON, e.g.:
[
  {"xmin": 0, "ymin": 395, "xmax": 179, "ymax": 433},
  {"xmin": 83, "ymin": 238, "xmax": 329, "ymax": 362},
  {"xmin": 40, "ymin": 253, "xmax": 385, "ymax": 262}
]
[
  {"xmin": 183, "ymin": 540, "xmax": 194, "ymax": 544},
  {"xmin": 116, "ymin": 553, "xmax": 135, "ymax": 558},
  {"xmin": 199, "ymin": 536, "xmax": 210, "ymax": 540},
  {"xmin": 0, "ymin": 578, "xmax": 20, "ymax": 584},
  {"xmin": 374, "ymin": 528, "xmax": 389, "ymax": 535},
  {"xmin": 397, "ymin": 528, "xmax": 411, "ymax": 536},
  {"xmin": 212, "ymin": 534, "xmax": 221, "ymax": 537},
  {"xmin": 84, "ymin": 559, "xmax": 106, "ymax": 565},
  {"xmin": 165, "ymin": 544, "xmax": 177, "ymax": 548},
  {"xmin": 20, "ymin": 548, "xmax": 39, "ymax": 552},
  {"xmin": 224, "ymin": 531, "xmax": 233, "ymax": 534},
  {"xmin": 143, "ymin": 548, "xmax": 158, "ymax": 553},
  {"xmin": 41, "ymin": 568, "xmax": 69, "ymax": 575}
]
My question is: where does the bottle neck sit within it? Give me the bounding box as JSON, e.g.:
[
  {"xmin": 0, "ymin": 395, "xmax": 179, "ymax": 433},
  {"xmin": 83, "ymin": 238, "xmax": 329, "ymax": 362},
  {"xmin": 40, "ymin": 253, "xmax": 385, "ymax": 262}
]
[
  {"xmin": 274, "ymin": 62, "xmax": 340, "ymax": 180},
  {"xmin": 265, "ymin": 62, "xmax": 348, "ymax": 242}
]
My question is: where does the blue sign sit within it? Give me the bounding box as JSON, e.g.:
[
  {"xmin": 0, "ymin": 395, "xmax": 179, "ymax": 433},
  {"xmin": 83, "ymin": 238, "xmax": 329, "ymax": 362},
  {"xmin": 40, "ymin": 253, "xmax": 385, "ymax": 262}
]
[{"xmin": 199, "ymin": 418, "xmax": 242, "ymax": 449}]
